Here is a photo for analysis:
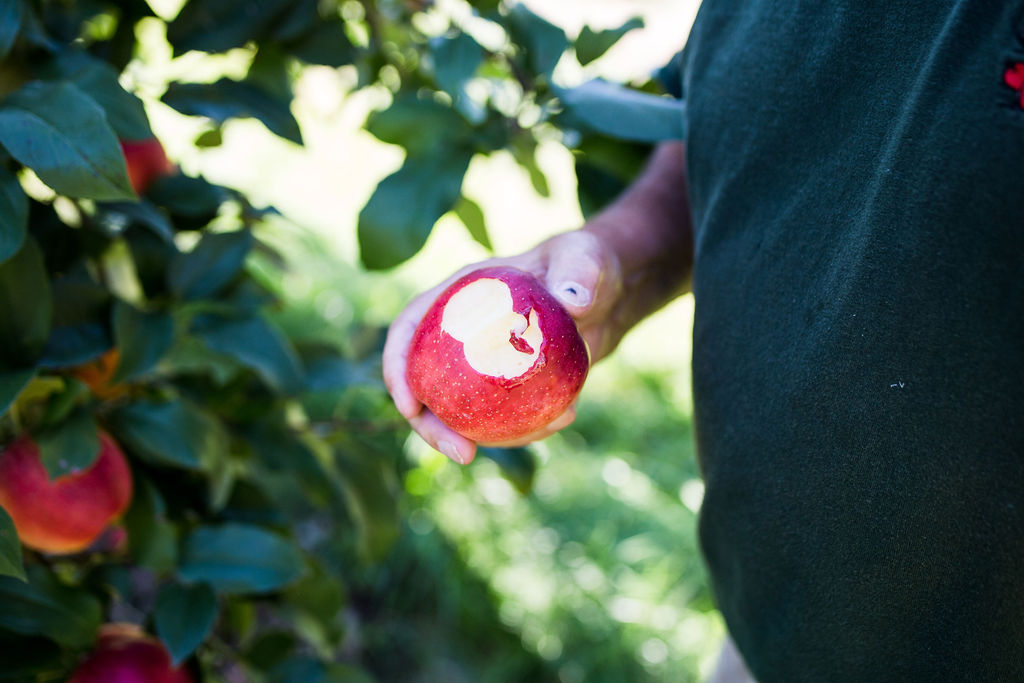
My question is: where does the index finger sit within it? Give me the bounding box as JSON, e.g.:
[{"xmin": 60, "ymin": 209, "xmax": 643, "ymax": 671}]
[
  {"xmin": 382, "ymin": 266, "xmax": 481, "ymax": 419},
  {"xmin": 382, "ymin": 286, "xmax": 442, "ymax": 419}
]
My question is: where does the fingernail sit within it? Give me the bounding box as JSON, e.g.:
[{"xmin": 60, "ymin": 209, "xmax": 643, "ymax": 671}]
[
  {"xmin": 437, "ymin": 440, "xmax": 465, "ymax": 465},
  {"xmin": 556, "ymin": 281, "xmax": 591, "ymax": 308}
]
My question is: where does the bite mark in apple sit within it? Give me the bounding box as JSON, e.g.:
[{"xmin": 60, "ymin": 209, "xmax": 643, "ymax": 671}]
[
  {"xmin": 440, "ymin": 278, "xmax": 543, "ymax": 379},
  {"xmin": 406, "ymin": 265, "xmax": 589, "ymax": 444}
]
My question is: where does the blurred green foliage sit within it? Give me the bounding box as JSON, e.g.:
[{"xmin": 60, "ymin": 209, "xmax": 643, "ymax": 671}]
[{"xmin": 0, "ymin": 0, "xmax": 710, "ymax": 680}]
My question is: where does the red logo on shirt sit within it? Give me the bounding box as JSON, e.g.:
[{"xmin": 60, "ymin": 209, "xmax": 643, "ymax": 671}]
[{"xmin": 1005, "ymin": 62, "xmax": 1024, "ymax": 108}]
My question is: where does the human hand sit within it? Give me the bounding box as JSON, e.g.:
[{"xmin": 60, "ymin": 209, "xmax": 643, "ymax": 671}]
[{"xmin": 382, "ymin": 230, "xmax": 622, "ymax": 465}]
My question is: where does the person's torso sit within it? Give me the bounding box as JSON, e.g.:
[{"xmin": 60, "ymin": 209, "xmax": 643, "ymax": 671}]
[{"xmin": 682, "ymin": 2, "xmax": 1024, "ymax": 680}]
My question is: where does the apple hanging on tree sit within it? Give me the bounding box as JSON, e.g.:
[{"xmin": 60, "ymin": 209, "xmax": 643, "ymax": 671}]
[
  {"xmin": 0, "ymin": 431, "xmax": 133, "ymax": 554},
  {"xmin": 120, "ymin": 138, "xmax": 175, "ymax": 196},
  {"xmin": 406, "ymin": 266, "xmax": 590, "ymax": 444},
  {"xmin": 69, "ymin": 623, "xmax": 193, "ymax": 683}
]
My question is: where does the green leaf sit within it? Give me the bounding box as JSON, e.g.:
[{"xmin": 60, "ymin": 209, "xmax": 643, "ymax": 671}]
[
  {"xmin": 14, "ymin": 3, "xmax": 54, "ymax": 52},
  {"xmin": 283, "ymin": 561, "xmax": 345, "ymax": 626},
  {"xmin": 558, "ymin": 79, "xmax": 686, "ymax": 142},
  {"xmin": 432, "ymin": 32, "xmax": 484, "ymax": 99},
  {"xmin": 42, "ymin": 51, "xmax": 152, "ymax": 140},
  {"xmin": 148, "ymin": 173, "xmax": 226, "ymax": 219},
  {"xmin": 358, "ymin": 149, "xmax": 473, "ymax": 269},
  {"xmin": 244, "ymin": 418, "xmax": 334, "ymax": 505},
  {"xmin": 300, "ymin": 348, "xmax": 352, "ymax": 392},
  {"xmin": 169, "ymin": 229, "xmax": 254, "ymax": 301},
  {"xmin": 0, "ymin": 566, "xmax": 102, "ymax": 648},
  {"xmin": 575, "ymin": 17, "xmax": 644, "ymax": 66},
  {"xmin": 39, "ymin": 324, "xmax": 110, "ymax": 369},
  {"xmin": 478, "ymin": 446, "xmax": 536, "ymax": 495},
  {"xmin": 572, "ymin": 134, "xmax": 652, "ymax": 217},
  {"xmin": 506, "ymin": 4, "xmax": 568, "ymax": 78},
  {"xmin": 167, "ymin": 0, "xmax": 293, "ymax": 55},
  {"xmin": 268, "ymin": 658, "xmax": 326, "ymax": 683},
  {"xmin": 366, "ymin": 95, "xmax": 468, "ymax": 155},
  {"xmin": 178, "ymin": 523, "xmax": 307, "ymax": 595},
  {"xmin": 160, "ymin": 335, "xmax": 242, "ymax": 386},
  {"xmin": 35, "ymin": 406, "xmax": 100, "ymax": 479},
  {"xmin": 268, "ymin": 658, "xmax": 376, "ymax": 683},
  {"xmin": 123, "ymin": 477, "xmax": 178, "ymax": 572},
  {"xmin": 0, "ymin": 238, "xmax": 52, "ymax": 372},
  {"xmin": 244, "ymin": 630, "xmax": 298, "ymax": 671},
  {"xmin": 323, "ymin": 664, "xmax": 376, "ymax": 683},
  {"xmin": 155, "ymin": 581, "xmax": 218, "ymax": 665},
  {"xmin": 285, "ymin": 19, "xmax": 356, "ymax": 68},
  {"xmin": 36, "ymin": 376, "xmax": 85, "ymax": 427},
  {"xmin": 162, "ymin": 79, "xmax": 303, "ymax": 145},
  {"xmin": 35, "ymin": 378, "xmax": 85, "ymax": 434},
  {"xmin": 0, "ymin": 81, "xmax": 134, "ymax": 200},
  {"xmin": 270, "ymin": 0, "xmax": 318, "ymax": 42},
  {"xmin": 110, "ymin": 300, "xmax": 175, "ymax": 382},
  {"xmin": 108, "ymin": 400, "xmax": 223, "ymax": 470},
  {"xmin": 95, "ymin": 200, "xmax": 175, "ymax": 243},
  {"xmin": 453, "ymin": 196, "xmax": 491, "ymax": 251},
  {"xmin": 469, "ymin": 0, "xmax": 500, "ymax": 12},
  {"xmin": 0, "ymin": 367, "xmax": 34, "ymax": 417},
  {"xmin": 247, "ymin": 44, "xmax": 293, "ymax": 103},
  {"xmin": 0, "ymin": 505, "xmax": 25, "ymax": 582},
  {"xmin": 0, "ymin": 164, "xmax": 27, "ymax": 264},
  {"xmin": 193, "ymin": 314, "xmax": 304, "ymax": 394},
  {"xmin": 576, "ymin": 160, "xmax": 625, "ymax": 218},
  {"xmin": 511, "ymin": 138, "xmax": 550, "ymax": 197},
  {"xmin": 0, "ymin": 1, "xmax": 19, "ymax": 61},
  {"xmin": 48, "ymin": 264, "xmax": 112, "ymax": 328},
  {"xmin": 336, "ymin": 448, "xmax": 400, "ymax": 562},
  {"xmin": 0, "ymin": 633, "xmax": 62, "ymax": 681},
  {"xmin": 193, "ymin": 127, "xmax": 223, "ymax": 148}
]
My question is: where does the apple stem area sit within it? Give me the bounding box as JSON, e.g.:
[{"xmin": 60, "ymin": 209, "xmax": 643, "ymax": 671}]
[{"xmin": 440, "ymin": 278, "xmax": 543, "ymax": 380}]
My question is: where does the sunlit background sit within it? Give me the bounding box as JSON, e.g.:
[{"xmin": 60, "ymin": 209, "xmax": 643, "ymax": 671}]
[{"xmin": 139, "ymin": 1, "xmax": 716, "ymax": 680}]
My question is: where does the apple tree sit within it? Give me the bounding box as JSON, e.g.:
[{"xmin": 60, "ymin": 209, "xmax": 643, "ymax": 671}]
[{"xmin": 0, "ymin": 0, "xmax": 682, "ymax": 680}]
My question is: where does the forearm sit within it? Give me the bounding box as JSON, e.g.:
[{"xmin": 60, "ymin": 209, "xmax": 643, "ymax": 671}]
[{"xmin": 583, "ymin": 141, "xmax": 694, "ymax": 354}]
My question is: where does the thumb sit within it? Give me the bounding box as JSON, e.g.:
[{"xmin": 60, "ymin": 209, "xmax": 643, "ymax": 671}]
[{"xmin": 543, "ymin": 232, "xmax": 606, "ymax": 318}]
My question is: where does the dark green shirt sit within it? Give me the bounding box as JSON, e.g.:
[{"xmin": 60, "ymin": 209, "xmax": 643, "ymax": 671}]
[{"xmin": 680, "ymin": 3, "xmax": 1024, "ymax": 681}]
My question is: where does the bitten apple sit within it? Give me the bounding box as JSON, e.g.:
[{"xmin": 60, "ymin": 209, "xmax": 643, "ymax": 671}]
[
  {"xmin": 406, "ymin": 266, "xmax": 589, "ymax": 443},
  {"xmin": 0, "ymin": 431, "xmax": 133, "ymax": 554},
  {"xmin": 69, "ymin": 623, "xmax": 193, "ymax": 683}
]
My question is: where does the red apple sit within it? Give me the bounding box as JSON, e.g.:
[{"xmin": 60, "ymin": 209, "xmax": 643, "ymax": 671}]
[
  {"xmin": 0, "ymin": 431, "xmax": 133, "ymax": 554},
  {"xmin": 406, "ymin": 266, "xmax": 590, "ymax": 443},
  {"xmin": 69, "ymin": 623, "xmax": 193, "ymax": 683},
  {"xmin": 120, "ymin": 138, "xmax": 175, "ymax": 195}
]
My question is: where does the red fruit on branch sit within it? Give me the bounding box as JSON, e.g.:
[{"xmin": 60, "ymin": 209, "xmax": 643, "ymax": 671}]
[
  {"xmin": 69, "ymin": 623, "xmax": 194, "ymax": 683},
  {"xmin": 120, "ymin": 138, "xmax": 175, "ymax": 195},
  {"xmin": 0, "ymin": 431, "xmax": 133, "ymax": 554}
]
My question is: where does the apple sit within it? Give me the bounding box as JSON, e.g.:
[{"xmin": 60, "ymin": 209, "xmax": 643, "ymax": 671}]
[
  {"xmin": 406, "ymin": 266, "xmax": 589, "ymax": 443},
  {"xmin": 69, "ymin": 623, "xmax": 193, "ymax": 683},
  {"xmin": 72, "ymin": 348, "xmax": 127, "ymax": 400},
  {"xmin": 0, "ymin": 431, "xmax": 133, "ymax": 554},
  {"xmin": 120, "ymin": 138, "xmax": 175, "ymax": 196}
]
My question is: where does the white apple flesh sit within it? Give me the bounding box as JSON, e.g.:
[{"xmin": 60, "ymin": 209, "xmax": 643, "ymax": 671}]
[{"xmin": 406, "ymin": 266, "xmax": 590, "ymax": 444}]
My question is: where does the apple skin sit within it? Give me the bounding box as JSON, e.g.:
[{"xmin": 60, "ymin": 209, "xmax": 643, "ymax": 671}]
[
  {"xmin": 69, "ymin": 623, "xmax": 194, "ymax": 683},
  {"xmin": 406, "ymin": 266, "xmax": 589, "ymax": 443},
  {"xmin": 120, "ymin": 138, "xmax": 175, "ymax": 195},
  {"xmin": 0, "ymin": 431, "xmax": 133, "ymax": 554},
  {"xmin": 72, "ymin": 348, "xmax": 128, "ymax": 400}
]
